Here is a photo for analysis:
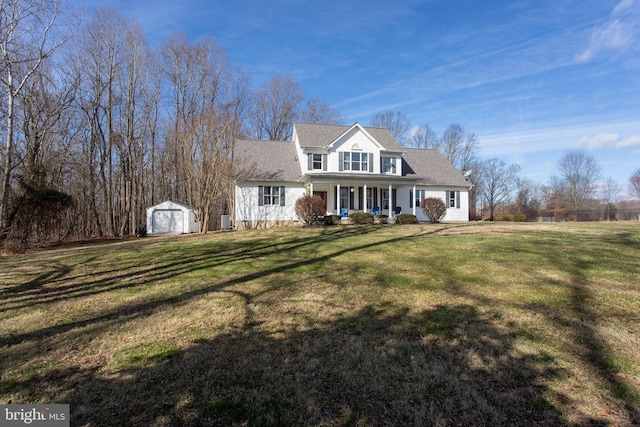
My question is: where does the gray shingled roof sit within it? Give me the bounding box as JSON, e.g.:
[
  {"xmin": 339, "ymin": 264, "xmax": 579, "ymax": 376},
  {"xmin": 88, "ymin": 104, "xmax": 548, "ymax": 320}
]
[
  {"xmin": 234, "ymin": 127, "xmax": 470, "ymax": 188},
  {"xmin": 234, "ymin": 139, "xmax": 302, "ymax": 182},
  {"xmin": 402, "ymin": 148, "xmax": 470, "ymax": 187},
  {"xmin": 294, "ymin": 123, "xmax": 404, "ymax": 151}
]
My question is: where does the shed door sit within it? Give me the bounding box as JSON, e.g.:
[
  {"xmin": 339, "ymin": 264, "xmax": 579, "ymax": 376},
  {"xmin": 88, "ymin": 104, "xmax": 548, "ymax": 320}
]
[{"xmin": 153, "ymin": 209, "xmax": 183, "ymax": 233}]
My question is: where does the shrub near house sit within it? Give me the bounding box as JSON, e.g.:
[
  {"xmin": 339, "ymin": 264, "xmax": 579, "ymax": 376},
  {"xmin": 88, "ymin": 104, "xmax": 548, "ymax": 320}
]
[
  {"xmin": 295, "ymin": 195, "xmax": 326, "ymax": 226},
  {"xmin": 421, "ymin": 198, "xmax": 447, "ymax": 223}
]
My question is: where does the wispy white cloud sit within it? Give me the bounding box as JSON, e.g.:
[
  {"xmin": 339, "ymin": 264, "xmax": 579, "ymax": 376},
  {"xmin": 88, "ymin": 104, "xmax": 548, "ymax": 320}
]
[
  {"xmin": 617, "ymin": 135, "xmax": 640, "ymax": 147},
  {"xmin": 614, "ymin": 0, "xmax": 637, "ymax": 16},
  {"xmin": 575, "ymin": 0, "xmax": 638, "ymax": 62},
  {"xmin": 578, "ymin": 133, "xmax": 619, "ymax": 149},
  {"xmin": 576, "ymin": 132, "xmax": 640, "ymax": 149},
  {"xmin": 480, "ymin": 120, "xmax": 640, "ymax": 156}
]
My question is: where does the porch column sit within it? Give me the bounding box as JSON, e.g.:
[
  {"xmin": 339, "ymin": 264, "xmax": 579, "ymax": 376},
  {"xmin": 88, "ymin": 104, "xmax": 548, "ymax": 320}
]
[
  {"xmin": 309, "ymin": 180, "xmax": 314, "ymax": 196},
  {"xmin": 412, "ymin": 184, "xmax": 417, "ymax": 216},
  {"xmin": 363, "ymin": 183, "xmax": 368, "ymax": 213},
  {"xmin": 336, "ymin": 183, "xmax": 341, "ymax": 215},
  {"xmin": 389, "ymin": 183, "xmax": 393, "ymax": 217}
]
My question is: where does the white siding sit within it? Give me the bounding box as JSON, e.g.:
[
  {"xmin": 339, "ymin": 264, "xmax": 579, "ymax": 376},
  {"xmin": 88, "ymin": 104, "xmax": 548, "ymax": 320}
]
[
  {"xmin": 410, "ymin": 187, "xmax": 470, "ymax": 222},
  {"xmin": 235, "ymin": 183, "xmax": 305, "ymax": 228},
  {"xmin": 146, "ymin": 200, "xmax": 199, "ymax": 234}
]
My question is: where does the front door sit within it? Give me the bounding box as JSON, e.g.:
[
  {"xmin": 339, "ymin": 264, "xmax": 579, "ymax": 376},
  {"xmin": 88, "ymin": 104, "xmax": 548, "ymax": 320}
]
[{"xmin": 313, "ymin": 191, "xmax": 328, "ymax": 215}]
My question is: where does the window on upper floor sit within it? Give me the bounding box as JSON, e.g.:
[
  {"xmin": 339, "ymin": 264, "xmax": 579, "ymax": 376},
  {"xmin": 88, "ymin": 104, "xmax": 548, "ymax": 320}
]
[
  {"xmin": 312, "ymin": 154, "xmax": 322, "ymax": 169},
  {"xmin": 307, "ymin": 153, "xmax": 327, "ymax": 171},
  {"xmin": 339, "ymin": 152, "xmax": 373, "ymax": 172},
  {"xmin": 381, "ymin": 156, "xmax": 397, "ymax": 173}
]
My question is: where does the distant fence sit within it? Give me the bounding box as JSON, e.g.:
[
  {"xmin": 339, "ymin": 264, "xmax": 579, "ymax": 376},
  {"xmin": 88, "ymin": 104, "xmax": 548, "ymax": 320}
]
[{"xmin": 536, "ymin": 208, "xmax": 640, "ymax": 222}]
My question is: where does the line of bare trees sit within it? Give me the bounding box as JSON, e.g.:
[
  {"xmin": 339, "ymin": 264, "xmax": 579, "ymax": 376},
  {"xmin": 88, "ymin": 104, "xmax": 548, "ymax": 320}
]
[
  {"xmin": 374, "ymin": 109, "xmax": 640, "ymax": 222},
  {"xmin": 3, "ymin": 1, "xmax": 637, "ymax": 250},
  {"xmin": 0, "ymin": 2, "xmax": 343, "ymax": 249}
]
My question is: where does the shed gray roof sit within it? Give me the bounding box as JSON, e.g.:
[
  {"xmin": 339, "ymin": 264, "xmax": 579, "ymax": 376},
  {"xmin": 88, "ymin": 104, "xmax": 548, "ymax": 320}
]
[
  {"xmin": 402, "ymin": 148, "xmax": 470, "ymax": 187},
  {"xmin": 294, "ymin": 123, "xmax": 404, "ymax": 151},
  {"xmin": 234, "ymin": 139, "xmax": 302, "ymax": 182}
]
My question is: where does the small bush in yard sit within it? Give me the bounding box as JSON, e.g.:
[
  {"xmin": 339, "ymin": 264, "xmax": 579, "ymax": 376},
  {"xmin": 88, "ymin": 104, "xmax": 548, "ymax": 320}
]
[
  {"xmin": 323, "ymin": 215, "xmax": 342, "ymax": 226},
  {"xmin": 374, "ymin": 214, "xmax": 388, "ymax": 224},
  {"xmin": 397, "ymin": 214, "xmax": 418, "ymax": 224},
  {"xmin": 421, "ymin": 197, "xmax": 446, "ymax": 223},
  {"xmin": 513, "ymin": 212, "xmax": 527, "ymax": 222},
  {"xmin": 349, "ymin": 212, "xmax": 374, "ymax": 224},
  {"xmin": 295, "ymin": 195, "xmax": 326, "ymax": 226}
]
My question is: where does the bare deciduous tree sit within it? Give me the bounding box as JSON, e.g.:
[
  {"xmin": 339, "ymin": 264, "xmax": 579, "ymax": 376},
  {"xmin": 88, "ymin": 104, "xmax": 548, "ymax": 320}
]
[
  {"xmin": 630, "ymin": 169, "xmax": 640, "ymax": 200},
  {"xmin": 600, "ymin": 177, "xmax": 620, "ymax": 221},
  {"xmin": 477, "ymin": 158, "xmax": 521, "ymax": 221},
  {"xmin": 162, "ymin": 32, "xmax": 248, "ymax": 232},
  {"xmin": 249, "ymin": 73, "xmax": 303, "ymax": 141},
  {"xmin": 19, "ymin": 61, "xmax": 78, "ymax": 187},
  {"xmin": 407, "ymin": 124, "xmax": 438, "ymax": 149},
  {"xmin": 0, "ymin": 0, "xmax": 79, "ymax": 231},
  {"xmin": 370, "ymin": 110, "xmax": 410, "ymax": 141},
  {"xmin": 299, "ymin": 98, "xmax": 344, "ymax": 125},
  {"xmin": 162, "ymin": 32, "xmax": 228, "ymax": 201},
  {"xmin": 557, "ymin": 149, "xmax": 601, "ymax": 221},
  {"xmin": 440, "ymin": 123, "xmax": 479, "ymax": 173},
  {"xmin": 514, "ymin": 177, "xmax": 542, "ymax": 220}
]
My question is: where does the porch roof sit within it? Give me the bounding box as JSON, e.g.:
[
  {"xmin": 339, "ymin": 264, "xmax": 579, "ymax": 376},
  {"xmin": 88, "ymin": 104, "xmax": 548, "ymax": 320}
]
[{"xmin": 301, "ymin": 173, "xmax": 419, "ymax": 185}]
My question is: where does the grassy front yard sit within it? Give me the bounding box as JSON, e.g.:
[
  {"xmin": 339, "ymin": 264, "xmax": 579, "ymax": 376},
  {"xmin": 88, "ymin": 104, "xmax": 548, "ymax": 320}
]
[{"xmin": 1, "ymin": 222, "xmax": 639, "ymax": 426}]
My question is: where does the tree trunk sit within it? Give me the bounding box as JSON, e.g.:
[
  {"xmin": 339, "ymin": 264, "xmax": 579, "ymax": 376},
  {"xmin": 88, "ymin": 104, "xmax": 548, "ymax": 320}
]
[{"xmin": 1, "ymin": 75, "xmax": 15, "ymax": 231}]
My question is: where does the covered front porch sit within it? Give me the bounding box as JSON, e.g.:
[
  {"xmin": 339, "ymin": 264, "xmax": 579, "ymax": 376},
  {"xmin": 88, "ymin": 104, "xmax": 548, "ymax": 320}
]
[{"xmin": 304, "ymin": 175, "xmax": 420, "ymax": 218}]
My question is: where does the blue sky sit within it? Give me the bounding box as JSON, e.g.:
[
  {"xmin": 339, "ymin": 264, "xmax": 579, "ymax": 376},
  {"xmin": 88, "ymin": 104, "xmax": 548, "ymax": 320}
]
[{"xmin": 72, "ymin": 0, "xmax": 640, "ymax": 196}]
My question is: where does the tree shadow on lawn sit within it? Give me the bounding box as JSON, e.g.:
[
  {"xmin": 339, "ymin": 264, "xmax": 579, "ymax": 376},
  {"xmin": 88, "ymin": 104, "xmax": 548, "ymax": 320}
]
[
  {"xmin": 0, "ymin": 225, "xmax": 449, "ymax": 348},
  {"xmin": 470, "ymin": 233, "xmax": 640, "ymax": 426},
  {"xmin": 0, "ymin": 226, "xmax": 384, "ymax": 314},
  {"xmin": 12, "ymin": 303, "xmax": 566, "ymax": 426}
]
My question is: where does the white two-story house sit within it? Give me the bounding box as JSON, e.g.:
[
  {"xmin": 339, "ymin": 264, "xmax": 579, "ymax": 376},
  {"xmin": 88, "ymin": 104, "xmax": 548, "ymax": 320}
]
[{"xmin": 233, "ymin": 122, "xmax": 471, "ymax": 229}]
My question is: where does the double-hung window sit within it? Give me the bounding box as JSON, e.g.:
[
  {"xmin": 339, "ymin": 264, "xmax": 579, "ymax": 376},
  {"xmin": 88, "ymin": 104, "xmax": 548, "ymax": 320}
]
[
  {"xmin": 381, "ymin": 156, "xmax": 396, "ymax": 174},
  {"xmin": 258, "ymin": 186, "xmax": 286, "ymax": 206},
  {"xmin": 307, "ymin": 153, "xmax": 327, "ymax": 171},
  {"xmin": 447, "ymin": 190, "xmax": 460, "ymax": 208},
  {"xmin": 340, "ymin": 187, "xmax": 350, "ymax": 210},
  {"xmin": 339, "ymin": 152, "xmax": 373, "ymax": 172},
  {"xmin": 350, "ymin": 152, "xmax": 369, "ymax": 171},
  {"xmin": 410, "ymin": 189, "xmax": 426, "ymax": 209},
  {"xmin": 382, "ymin": 189, "xmax": 390, "ymax": 210},
  {"xmin": 366, "ymin": 187, "xmax": 375, "ymax": 210}
]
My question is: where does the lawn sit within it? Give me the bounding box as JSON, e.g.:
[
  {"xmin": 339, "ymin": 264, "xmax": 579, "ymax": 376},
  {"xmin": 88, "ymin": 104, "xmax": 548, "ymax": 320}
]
[{"xmin": 1, "ymin": 222, "xmax": 639, "ymax": 426}]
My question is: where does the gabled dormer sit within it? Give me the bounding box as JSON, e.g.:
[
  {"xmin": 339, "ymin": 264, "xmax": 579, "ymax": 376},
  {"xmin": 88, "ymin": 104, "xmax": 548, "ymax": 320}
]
[{"xmin": 293, "ymin": 122, "xmax": 404, "ymax": 176}]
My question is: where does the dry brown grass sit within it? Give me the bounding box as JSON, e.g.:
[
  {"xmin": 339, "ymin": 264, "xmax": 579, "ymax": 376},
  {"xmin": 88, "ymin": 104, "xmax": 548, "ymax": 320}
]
[{"xmin": 1, "ymin": 222, "xmax": 639, "ymax": 426}]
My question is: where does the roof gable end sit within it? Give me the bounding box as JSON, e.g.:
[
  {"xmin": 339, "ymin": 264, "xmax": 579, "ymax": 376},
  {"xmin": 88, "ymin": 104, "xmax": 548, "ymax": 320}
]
[
  {"xmin": 327, "ymin": 123, "xmax": 384, "ymax": 150},
  {"xmin": 293, "ymin": 122, "xmax": 404, "ymax": 151}
]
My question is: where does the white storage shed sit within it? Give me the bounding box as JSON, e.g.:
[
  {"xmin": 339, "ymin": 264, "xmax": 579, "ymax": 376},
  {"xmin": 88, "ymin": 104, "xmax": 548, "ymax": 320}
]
[{"xmin": 146, "ymin": 200, "xmax": 199, "ymax": 234}]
